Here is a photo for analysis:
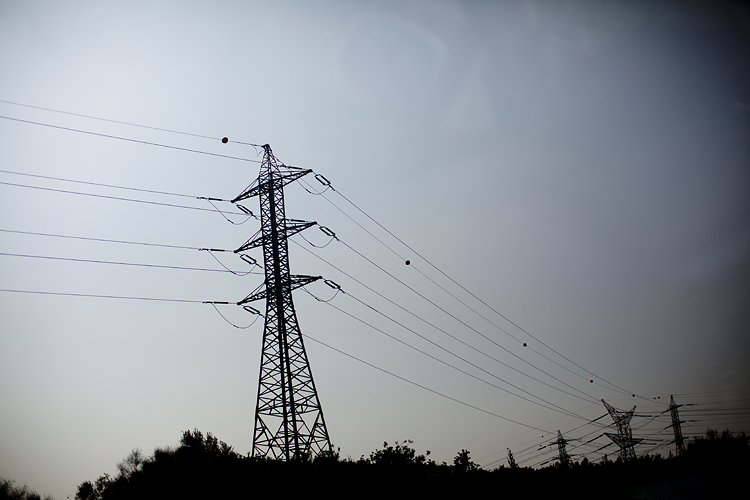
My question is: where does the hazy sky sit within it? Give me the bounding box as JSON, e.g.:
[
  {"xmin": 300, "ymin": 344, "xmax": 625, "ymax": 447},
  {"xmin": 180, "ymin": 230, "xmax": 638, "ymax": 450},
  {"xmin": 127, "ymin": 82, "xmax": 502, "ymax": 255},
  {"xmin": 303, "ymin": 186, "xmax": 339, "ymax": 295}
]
[{"xmin": 1, "ymin": 1, "xmax": 748, "ymax": 498}]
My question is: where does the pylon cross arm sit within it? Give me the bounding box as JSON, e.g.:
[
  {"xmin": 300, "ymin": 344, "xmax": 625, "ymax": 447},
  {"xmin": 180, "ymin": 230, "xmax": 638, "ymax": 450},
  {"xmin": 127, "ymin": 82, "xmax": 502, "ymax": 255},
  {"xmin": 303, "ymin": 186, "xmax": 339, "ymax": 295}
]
[
  {"xmin": 238, "ymin": 275, "xmax": 322, "ymax": 305},
  {"xmin": 234, "ymin": 220, "xmax": 316, "ymax": 253},
  {"xmin": 232, "ymin": 168, "xmax": 312, "ymax": 203}
]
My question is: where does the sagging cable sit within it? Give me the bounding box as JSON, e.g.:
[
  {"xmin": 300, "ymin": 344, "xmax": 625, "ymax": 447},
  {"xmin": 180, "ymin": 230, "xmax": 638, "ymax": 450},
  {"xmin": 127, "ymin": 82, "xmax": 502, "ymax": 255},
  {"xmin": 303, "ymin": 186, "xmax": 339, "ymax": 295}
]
[
  {"xmin": 299, "ymin": 224, "xmax": 337, "ymax": 249},
  {"xmin": 205, "ymin": 302, "xmax": 260, "ymax": 329},
  {"xmin": 298, "ymin": 174, "xmax": 331, "ymax": 195},
  {"xmin": 304, "ymin": 282, "xmax": 343, "ymax": 303},
  {"xmin": 202, "ymin": 198, "xmax": 256, "ymax": 225},
  {"xmin": 199, "ymin": 249, "xmax": 258, "ymax": 276}
]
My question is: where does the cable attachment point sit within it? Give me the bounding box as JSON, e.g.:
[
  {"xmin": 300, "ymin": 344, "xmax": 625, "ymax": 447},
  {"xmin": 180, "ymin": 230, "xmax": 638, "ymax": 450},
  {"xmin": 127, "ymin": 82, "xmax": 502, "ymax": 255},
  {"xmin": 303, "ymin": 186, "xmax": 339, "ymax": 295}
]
[
  {"xmin": 319, "ymin": 225, "xmax": 337, "ymax": 239},
  {"xmin": 243, "ymin": 305, "xmax": 262, "ymax": 315},
  {"xmin": 324, "ymin": 279, "xmax": 341, "ymax": 290},
  {"xmin": 235, "ymin": 204, "xmax": 254, "ymax": 216},
  {"xmin": 203, "ymin": 301, "xmax": 231, "ymax": 305},
  {"xmin": 197, "ymin": 196, "xmax": 227, "ymax": 202},
  {"xmin": 240, "ymin": 254, "xmax": 258, "ymax": 266},
  {"xmin": 315, "ymin": 173, "xmax": 331, "ymax": 186},
  {"xmin": 199, "ymin": 248, "xmax": 229, "ymax": 253}
]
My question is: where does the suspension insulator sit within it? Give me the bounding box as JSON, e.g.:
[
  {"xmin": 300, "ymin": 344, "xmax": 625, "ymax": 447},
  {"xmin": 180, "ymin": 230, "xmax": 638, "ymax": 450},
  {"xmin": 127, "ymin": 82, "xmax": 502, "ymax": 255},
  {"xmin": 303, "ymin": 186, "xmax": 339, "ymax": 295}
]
[
  {"xmin": 240, "ymin": 254, "xmax": 258, "ymax": 266},
  {"xmin": 315, "ymin": 173, "xmax": 331, "ymax": 186},
  {"xmin": 324, "ymin": 279, "xmax": 341, "ymax": 290},
  {"xmin": 243, "ymin": 305, "xmax": 261, "ymax": 315},
  {"xmin": 319, "ymin": 226, "xmax": 337, "ymax": 238}
]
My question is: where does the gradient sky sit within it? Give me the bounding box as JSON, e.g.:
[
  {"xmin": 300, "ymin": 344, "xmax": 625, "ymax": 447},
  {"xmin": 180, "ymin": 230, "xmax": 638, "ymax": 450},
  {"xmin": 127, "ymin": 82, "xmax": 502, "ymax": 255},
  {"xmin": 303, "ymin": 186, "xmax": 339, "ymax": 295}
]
[{"xmin": 1, "ymin": 1, "xmax": 749, "ymax": 498}]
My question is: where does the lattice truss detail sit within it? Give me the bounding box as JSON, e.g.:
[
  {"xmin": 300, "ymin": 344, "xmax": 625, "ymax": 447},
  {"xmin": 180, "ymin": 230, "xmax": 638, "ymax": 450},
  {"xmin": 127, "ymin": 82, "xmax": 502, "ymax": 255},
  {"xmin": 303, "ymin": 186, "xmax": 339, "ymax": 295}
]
[
  {"xmin": 233, "ymin": 144, "xmax": 331, "ymax": 460},
  {"xmin": 667, "ymin": 395, "xmax": 686, "ymax": 456},
  {"xmin": 602, "ymin": 399, "xmax": 642, "ymax": 461},
  {"xmin": 551, "ymin": 430, "xmax": 571, "ymax": 465}
]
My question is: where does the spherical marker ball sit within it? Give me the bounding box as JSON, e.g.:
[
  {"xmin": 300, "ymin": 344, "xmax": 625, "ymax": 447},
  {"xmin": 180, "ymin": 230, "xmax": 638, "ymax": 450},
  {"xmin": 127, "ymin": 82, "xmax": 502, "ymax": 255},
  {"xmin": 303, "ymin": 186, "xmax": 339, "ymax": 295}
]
[
  {"xmin": 222, "ymin": 137, "xmax": 229, "ymax": 144},
  {"xmin": 590, "ymin": 380, "xmax": 593, "ymax": 383},
  {"xmin": 523, "ymin": 342, "xmax": 527, "ymax": 347},
  {"xmin": 405, "ymin": 260, "xmax": 410, "ymax": 265}
]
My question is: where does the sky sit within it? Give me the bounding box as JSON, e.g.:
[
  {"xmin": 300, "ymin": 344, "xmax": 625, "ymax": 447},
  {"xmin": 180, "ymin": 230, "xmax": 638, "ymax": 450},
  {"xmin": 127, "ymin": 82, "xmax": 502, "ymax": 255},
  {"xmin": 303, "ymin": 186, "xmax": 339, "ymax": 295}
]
[{"xmin": 1, "ymin": 0, "xmax": 749, "ymax": 497}]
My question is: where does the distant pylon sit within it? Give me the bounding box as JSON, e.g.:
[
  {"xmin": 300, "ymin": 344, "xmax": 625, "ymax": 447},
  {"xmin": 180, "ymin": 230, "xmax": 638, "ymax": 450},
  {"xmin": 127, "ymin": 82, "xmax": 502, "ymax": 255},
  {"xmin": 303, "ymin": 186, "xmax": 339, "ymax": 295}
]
[
  {"xmin": 602, "ymin": 399, "xmax": 642, "ymax": 461},
  {"xmin": 667, "ymin": 395, "xmax": 686, "ymax": 456},
  {"xmin": 550, "ymin": 430, "xmax": 571, "ymax": 465},
  {"xmin": 233, "ymin": 144, "xmax": 332, "ymax": 460}
]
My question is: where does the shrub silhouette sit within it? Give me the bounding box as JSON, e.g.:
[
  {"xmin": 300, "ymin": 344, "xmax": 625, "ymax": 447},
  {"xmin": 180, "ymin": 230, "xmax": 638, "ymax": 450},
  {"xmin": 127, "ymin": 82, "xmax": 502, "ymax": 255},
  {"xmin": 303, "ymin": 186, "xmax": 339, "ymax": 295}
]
[{"xmin": 72, "ymin": 427, "xmax": 749, "ymax": 500}]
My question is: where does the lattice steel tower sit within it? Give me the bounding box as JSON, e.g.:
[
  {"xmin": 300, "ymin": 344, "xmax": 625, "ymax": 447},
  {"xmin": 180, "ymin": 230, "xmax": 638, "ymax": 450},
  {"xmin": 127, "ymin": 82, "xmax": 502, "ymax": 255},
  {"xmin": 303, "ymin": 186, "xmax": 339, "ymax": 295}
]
[
  {"xmin": 667, "ymin": 395, "xmax": 686, "ymax": 456},
  {"xmin": 602, "ymin": 399, "xmax": 642, "ymax": 461},
  {"xmin": 233, "ymin": 144, "xmax": 331, "ymax": 460},
  {"xmin": 551, "ymin": 430, "xmax": 571, "ymax": 465}
]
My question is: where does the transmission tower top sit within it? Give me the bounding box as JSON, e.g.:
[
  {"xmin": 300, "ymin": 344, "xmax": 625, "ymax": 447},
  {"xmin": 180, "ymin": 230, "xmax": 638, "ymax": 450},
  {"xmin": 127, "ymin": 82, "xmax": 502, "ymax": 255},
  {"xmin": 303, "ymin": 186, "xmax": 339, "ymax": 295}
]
[{"xmin": 603, "ymin": 399, "xmax": 642, "ymax": 461}]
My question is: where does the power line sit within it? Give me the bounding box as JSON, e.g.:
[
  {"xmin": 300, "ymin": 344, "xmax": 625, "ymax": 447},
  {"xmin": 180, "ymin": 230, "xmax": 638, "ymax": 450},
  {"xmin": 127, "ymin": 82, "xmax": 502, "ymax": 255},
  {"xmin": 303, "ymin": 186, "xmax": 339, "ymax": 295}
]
[
  {"xmin": 5, "ymin": 275, "xmax": 569, "ymax": 439},
  {"xmin": 0, "ymin": 251, "xmax": 260, "ymax": 273},
  {"xmin": 291, "ymin": 238, "xmax": 599, "ymax": 407},
  {"xmin": 0, "ymin": 288, "xmax": 205, "ymax": 303},
  {"xmin": 0, "ymin": 98, "xmax": 261, "ymax": 147},
  {"xmin": 306, "ymin": 288, "xmax": 597, "ymax": 421},
  {"xmin": 301, "ymin": 177, "xmax": 633, "ymax": 398},
  {"xmin": 304, "ymin": 333, "xmax": 552, "ymax": 434},
  {"xmin": 0, "ymin": 228, "xmax": 201, "ymax": 250},
  {"xmin": 336, "ymin": 236, "xmax": 601, "ymax": 403},
  {"xmin": 300, "ymin": 178, "xmax": 597, "ymax": 388},
  {"xmin": 1, "ymin": 229, "xmax": 258, "ymax": 276},
  {"xmin": 0, "ymin": 180, "xmax": 249, "ymax": 216},
  {"xmin": 321, "ymin": 179, "xmax": 641, "ymax": 400},
  {"xmin": 0, "ymin": 168, "xmax": 203, "ymax": 199},
  {"xmin": 0, "ymin": 115, "xmax": 261, "ymax": 163}
]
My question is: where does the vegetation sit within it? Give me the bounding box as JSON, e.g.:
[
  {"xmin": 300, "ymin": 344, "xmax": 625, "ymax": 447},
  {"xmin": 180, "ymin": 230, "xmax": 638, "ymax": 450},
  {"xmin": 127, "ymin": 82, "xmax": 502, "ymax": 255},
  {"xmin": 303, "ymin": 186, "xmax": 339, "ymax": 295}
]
[
  {"xmin": 7, "ymin": 427, "xmax": 739, "ymax": 500},
  {"xmin": 0, "ymin": 478, "xmax": 52, "ymax": 500}
]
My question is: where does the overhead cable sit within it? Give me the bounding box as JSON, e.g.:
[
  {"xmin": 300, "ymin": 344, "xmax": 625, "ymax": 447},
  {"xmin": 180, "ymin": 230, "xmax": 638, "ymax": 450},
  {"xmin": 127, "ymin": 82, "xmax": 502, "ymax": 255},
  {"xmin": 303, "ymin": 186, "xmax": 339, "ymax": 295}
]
[
  {"xmin": 0, "ymin": 115, "xmax": 261, "ymax": 163},
  {"xmin": 0, "ymin": 228, "xmax": 201, "ymax": 250},
  {"xmin": 291, "ymin": 239, "xmax": 599, "ymax": 405},
  {"xmin": 0, "ymin": 251, "xmax": 260, "ymax": 273},
  {"xmin": 0, "ymin": 98, "xmax": 261, "ymax": 146},
  {"xmin": 318, "ymin": 176, "xmax": 640, "ymax": 399},
  {"xmin": 0, "ymin": 180, "xmax": 249, "ymax": 216},
  {"xmin": 0, "ymin": 288, "xmax": 205, "ymax": 303},
  {"xmin": 304, "ymin": 333, "xmax": 552, "ymax": 434},
  {"xmin": 305, "ymin": 288, "xmax": 596, "ymax": 421},
  {"xmin": 337, "ymin": 236, "xmax": 601, "ymax": 402}
]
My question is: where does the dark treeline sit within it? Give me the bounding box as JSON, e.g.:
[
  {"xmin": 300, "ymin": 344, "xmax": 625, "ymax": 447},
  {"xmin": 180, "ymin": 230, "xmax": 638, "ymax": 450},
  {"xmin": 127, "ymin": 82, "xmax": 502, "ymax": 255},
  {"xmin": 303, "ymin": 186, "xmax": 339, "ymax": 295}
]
[
  {"xmin": 0, "ymin": 479, "xmax": 52, "ymax": 500},
  {"xmin": 72, "ymin": 429, "xmax": 748, "ymax": 500}
]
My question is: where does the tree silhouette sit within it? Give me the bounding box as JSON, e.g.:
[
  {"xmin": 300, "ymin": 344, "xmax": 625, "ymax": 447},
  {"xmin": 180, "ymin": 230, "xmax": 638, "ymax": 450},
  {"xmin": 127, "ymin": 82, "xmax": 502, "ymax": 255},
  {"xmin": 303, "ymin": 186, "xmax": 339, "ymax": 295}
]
[
  {"xmin": 116, "ymin": 449, "xmax": 145, "ymax": 480},
  {"xmin": 453, "ymin": 449, "xmax": 478, "ymax": 473},
  {"xmin": 367, "ymin": 440, "xmax": 431, "ymax": 467},
  {"xmin": 507, "ymin": 448, "xmax": 518, "ymax": 469},
  {"xmin": 0, "ymin": 478, "xmax": 52, "ymax": 500}
]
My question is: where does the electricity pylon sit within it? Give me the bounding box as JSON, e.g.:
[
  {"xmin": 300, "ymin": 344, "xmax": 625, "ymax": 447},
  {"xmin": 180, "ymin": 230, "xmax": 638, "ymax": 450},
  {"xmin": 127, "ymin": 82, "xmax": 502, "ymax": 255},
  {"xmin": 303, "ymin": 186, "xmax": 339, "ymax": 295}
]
[
  {"xmin": 551, "ymin": 430, "xmax": 571, "ymax": 465},
  {"xmin": 666, "ymin": 395, "xmax": 686, "ymax": 456},
  {"xmin": 233, "ymin": 144, "xmax": 332, "ymax": 460},
  {"xmin": 602, "ymin": 399, "xmax": 642, "ymax": 461}
]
